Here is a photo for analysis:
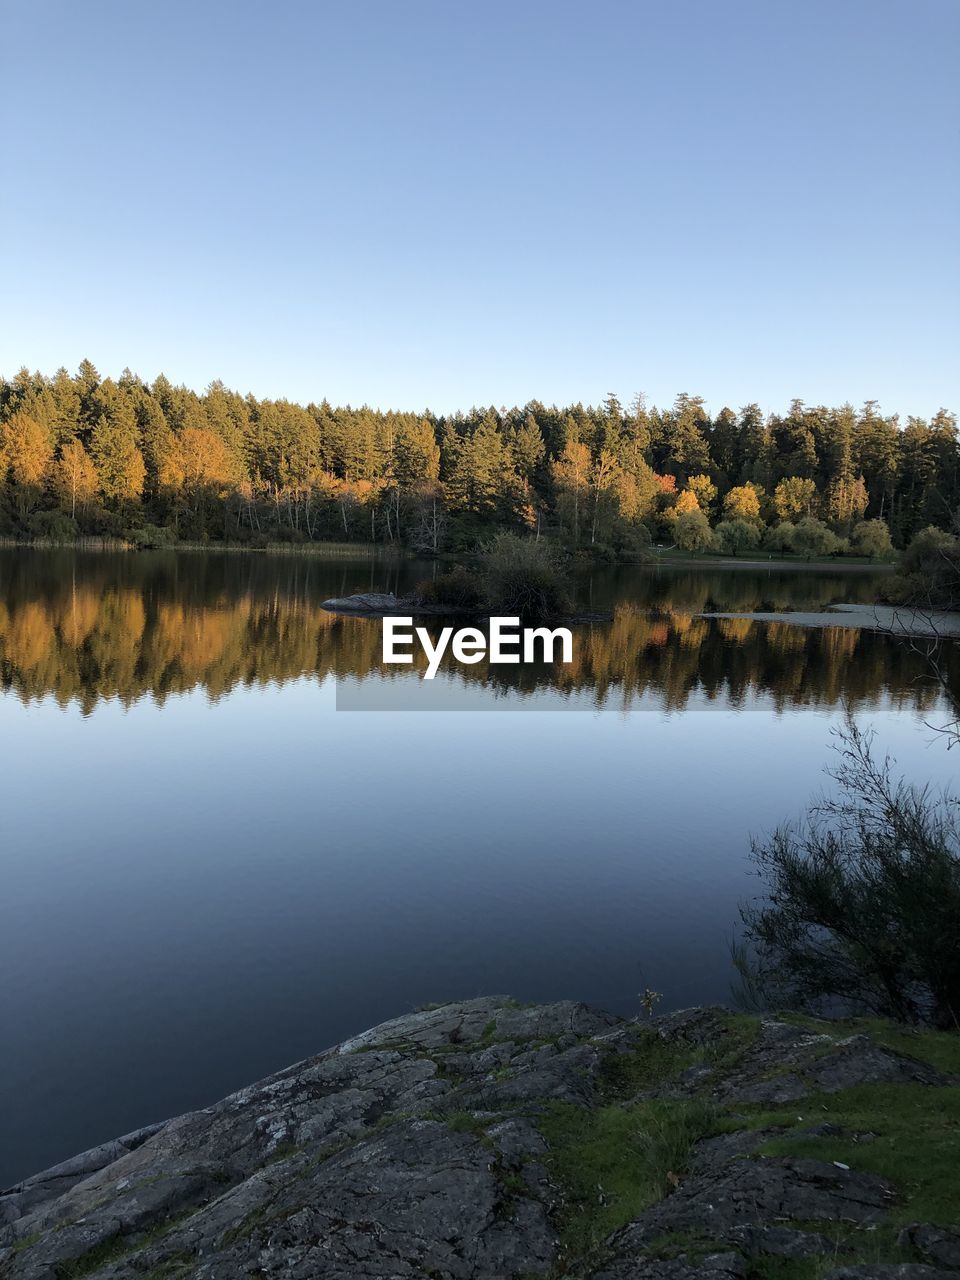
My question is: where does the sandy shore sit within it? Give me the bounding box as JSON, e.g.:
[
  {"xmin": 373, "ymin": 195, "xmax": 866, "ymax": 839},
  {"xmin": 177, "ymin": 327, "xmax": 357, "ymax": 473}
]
[{"xmin": 700, "ymin": 602, "xmax": 960, "ymax": 638}]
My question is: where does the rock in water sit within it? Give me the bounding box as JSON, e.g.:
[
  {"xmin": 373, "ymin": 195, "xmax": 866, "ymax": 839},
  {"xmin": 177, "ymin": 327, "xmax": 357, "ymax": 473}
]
[
  {"xmin": 320, "ymin": 592, "xmax": 400, "ymax": 612},
  {"xmin": 0, "ymin": 999, "xmax": 955, "ymax": 1279}
]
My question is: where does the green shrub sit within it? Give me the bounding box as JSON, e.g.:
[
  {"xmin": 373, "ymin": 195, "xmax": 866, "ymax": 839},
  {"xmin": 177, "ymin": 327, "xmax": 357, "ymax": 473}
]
[
  {"xmin": 737, "ymin": 722, "xmax": 960, "ymax": 1029},
  {"xmin": 479, "ymin": 533, "xmax": 573, "ymax": 621},
  {"xmin": 790, "ymin": 516, "xmax": 843, "ymax": 559},
  {"xmin": 674, "ymin": 509, "xmax": 715, "ymax": 553},
  {"xmin": 413, "ymin": 565, "xmax": 484, "ymax": 609},
  {"xmin": 611, "ymin": 520, "xmax": 653, "ymax": 561},
  {"xmin": 127, "ymin": 524, "xmax": 178, "ymax": 549},
  {"xmin": 887, "ymin": 525, "xmax": 960, "ymax": 609},
  {"xmin": 715, "ymin": 518, "xmax": 760, "ymax": 556},
  {"xmin": 27, "ymin": 511, "xmax": 79, "ymax": 542},
  {"xmin": 762, "ymin": 521, "xmax": 795, "ymax": 553},
  {"xmin": 851, "ymin": 518, "xmax": 894, "ymax": 560}
]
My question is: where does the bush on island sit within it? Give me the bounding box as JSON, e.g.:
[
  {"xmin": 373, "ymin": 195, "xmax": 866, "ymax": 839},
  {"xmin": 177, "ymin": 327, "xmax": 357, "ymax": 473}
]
[
  {"xmin": 414, "ymin": 535, "xmax": 573, "ymax": 621},
  {"xmin": 478, "ymin": 533, "xmax": 573, "ymax": 621},
  {"xmin": 414, "ymin": 565, "xmax": 485, "ymax": 609}
]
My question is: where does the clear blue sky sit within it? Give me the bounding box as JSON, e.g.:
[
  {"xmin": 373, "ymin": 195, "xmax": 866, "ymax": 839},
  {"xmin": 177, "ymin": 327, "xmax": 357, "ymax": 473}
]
[{"xmin": 3, "ymin": 0, "xmax": 957, "ymax": 417}]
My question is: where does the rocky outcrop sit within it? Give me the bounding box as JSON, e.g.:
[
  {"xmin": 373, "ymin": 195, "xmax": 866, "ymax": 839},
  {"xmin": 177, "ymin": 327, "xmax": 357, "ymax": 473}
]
[
  {"xmin": 1, "ymin": 998, "xmax": 957, "ymax": 1279},
  {"xmin": 321, "ymin": 592, "xmax": 404, "ymax": 612},
  {"xmin": 320, "ymin": 593, "xmax": 474, "ymax": 616}
]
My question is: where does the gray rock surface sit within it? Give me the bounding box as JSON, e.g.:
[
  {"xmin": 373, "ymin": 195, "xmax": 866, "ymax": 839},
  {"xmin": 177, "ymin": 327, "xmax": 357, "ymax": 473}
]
[
  {"xmin": 899, "ymin": 1226, "xmax": 960, "ymax": 1270},
  {"xmin": 1, "ymin": 999, "xmax": 956, "ymax": 1279},
  {"xmin": 320, "ymin": 591, "xmax": 400, "ymax": 612}
]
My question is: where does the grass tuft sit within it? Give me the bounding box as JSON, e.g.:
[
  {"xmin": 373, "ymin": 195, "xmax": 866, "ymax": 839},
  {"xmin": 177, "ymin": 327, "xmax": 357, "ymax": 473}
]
[{"xmin": 540, "ymin": 1097, "xmax": 718, "ymax": 1258}]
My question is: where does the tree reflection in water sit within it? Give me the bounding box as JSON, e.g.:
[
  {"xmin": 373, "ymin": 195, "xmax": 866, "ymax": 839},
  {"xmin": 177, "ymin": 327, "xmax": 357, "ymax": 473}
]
[{"xmin": 0, "ymin": 548, "xmax": 954, "ymax": 716}]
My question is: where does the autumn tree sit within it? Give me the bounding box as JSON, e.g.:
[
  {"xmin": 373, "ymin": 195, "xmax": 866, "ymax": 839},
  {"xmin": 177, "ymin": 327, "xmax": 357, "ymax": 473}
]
[
  {"xmin": 773, "ymin": 476, "xmax": 817, "ymax": 522},
  {"xmin": 552, "ymin": 439, "xmax": 591, "ymax": 545},
  {"xmin": 670, "ymin": 489, "xmax": 701, "ymax": 522},
  {"xmin": 1, "ymin": 411, "xmax": 54, "ymax": 518},
  {"xmin": 54, "ymin": 440, "xmax": 98, "ymax": 518},
  {"xmin": 2, "ymin": 411, "xmax": 53, "ymax": 488},
  {"xmin": 723, "ymin": 484, "xmax": 762, "ymax": 523},
  {"xmin": 687, "ymin": 473, "xmax": 717, "ymax": 515}
]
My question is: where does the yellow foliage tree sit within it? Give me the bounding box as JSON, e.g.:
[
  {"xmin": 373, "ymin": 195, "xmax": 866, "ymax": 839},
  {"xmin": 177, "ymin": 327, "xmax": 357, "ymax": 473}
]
[
  {"xmin": 723, "ymin": 483, "xmax": 762, "ymax": 522},
  {"xmin": 552, "ymin": 440, "xmax": 591, "ymax": 544},
  {"xmin": 673, "ymin": 488, "xmax": 702, "ymax": 517},
  {"xmin": 54, "ymin": 440, "xmax": 98, "ymax": 518},
  {"xmin": 687, "ymin": 473, "xmax": 717, "ymax": 514},
  {"xmin": 774, "ymin": 476, "xmax": 818, "ymax": 521},
  {"xmin": 2, "ymin": 411, "xmax": 53, "ymax": 488}
]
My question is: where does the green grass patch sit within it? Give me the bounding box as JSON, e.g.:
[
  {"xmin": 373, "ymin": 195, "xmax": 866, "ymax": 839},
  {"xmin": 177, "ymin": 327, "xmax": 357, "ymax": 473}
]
[
  {"xmin": 53, "ymin": 1206, "xmax": 206, "ymax": 1279},
  {"xmin": 776, "ymin": 1013, "xmax": 960, "ymax": 1076},
  {"xmin": 217, "ymin": 1203, "xmax": 278, "ymax": 1250},
  {"xmin": 841, "ymin": 1020, "xmax": 960, "ymax": 1076},
  {"xmin": 260, "ymin": 1140, "xmax": 301, "ymax": 1165},
  {"xmin": 140, "ymin": 1252, "xmax": 196, "ymax": 1280},
  {"xmin": 442, "ymin": 1111, "xmax": 493, "ymax": 1140},
  {"xmin": 645, "ymin": 1219, "xmax": 921, "ymax": 1279},
  {"xmin": 705, "ymin": 1013, "xmax": 761, "ymax": 1074},
  {"xmin": 540, "ymin": 1097, "xmax": 718, "ymax": 1258},
  {"xmin": 597, "ymin": 1034, "xmax": 700, "ymax": 1099},
  {"xmin": 751, "ymin": 1082, "xmax": 960, "ymax": 1228},
  {"xmin": 597, "ymin": 1014, "xmax": 760, "ymax": 1101},
  {"xmin": 54, "ymin": 1232, "xmax": 130, "ymax": 1278},
  {"xmin": 11, "ymin": 1230, "xmax": 41, "ymax": 1253}
]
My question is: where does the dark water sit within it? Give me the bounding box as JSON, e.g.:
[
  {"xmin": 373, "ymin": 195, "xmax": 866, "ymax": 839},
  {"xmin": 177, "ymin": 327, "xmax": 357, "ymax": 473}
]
[{"xmin": 0, "ymin": 548, "xmax": 956, "ymax": 1187}]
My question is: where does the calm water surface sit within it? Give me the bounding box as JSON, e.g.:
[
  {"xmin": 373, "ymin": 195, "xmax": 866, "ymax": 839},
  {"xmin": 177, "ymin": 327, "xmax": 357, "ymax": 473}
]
[{"xmin": 1, "ymin": 548, "xmax": 956, "ymax": 1186}]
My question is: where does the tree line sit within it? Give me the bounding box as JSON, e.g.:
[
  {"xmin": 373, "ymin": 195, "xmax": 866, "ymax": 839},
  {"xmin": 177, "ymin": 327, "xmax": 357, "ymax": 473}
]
[{"xmin": 1, "ymin": 362, "xmax": 956, "ymax": 555}]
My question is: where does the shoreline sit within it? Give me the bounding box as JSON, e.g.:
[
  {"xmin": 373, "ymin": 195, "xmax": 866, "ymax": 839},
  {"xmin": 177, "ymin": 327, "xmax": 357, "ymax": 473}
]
[
  {"xmin": 646, "ymin": 553, "xmax": 895, "ymax": 572},
  {"xmin": 700, "ymin": 601, "xmax": 960, "ymax": 638},
  {"xmin": 0, "ymin": 538, "xmax": 896, "ymax": 574}
]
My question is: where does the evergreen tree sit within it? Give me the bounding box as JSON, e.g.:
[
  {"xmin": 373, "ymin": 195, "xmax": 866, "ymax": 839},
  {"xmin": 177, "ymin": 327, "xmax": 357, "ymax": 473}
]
[{"xmin": 0, "ymin": 365, "xmax": 954, "ymax": 551}]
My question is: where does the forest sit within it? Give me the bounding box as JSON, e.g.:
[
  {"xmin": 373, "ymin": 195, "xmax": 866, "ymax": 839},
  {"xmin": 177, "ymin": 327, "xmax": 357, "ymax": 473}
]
[{"xmin": 0, "ymin": 362, "xmax": 957, "ymax": 557}]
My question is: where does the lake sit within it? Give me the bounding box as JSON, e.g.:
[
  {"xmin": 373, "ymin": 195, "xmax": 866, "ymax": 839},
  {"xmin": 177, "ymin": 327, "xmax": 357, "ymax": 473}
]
[{"xmin": 1, "ymin": 547, "xmax": 956, "ymax": 1188}]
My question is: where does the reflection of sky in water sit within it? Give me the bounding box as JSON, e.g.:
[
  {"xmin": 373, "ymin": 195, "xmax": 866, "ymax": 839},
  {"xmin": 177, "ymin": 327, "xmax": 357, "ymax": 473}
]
[{"xmin": 0, "ymin": 550, "xmax": 956, "ymax": 1188}]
